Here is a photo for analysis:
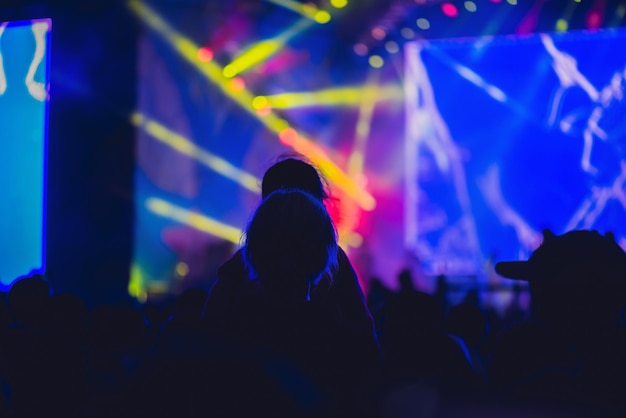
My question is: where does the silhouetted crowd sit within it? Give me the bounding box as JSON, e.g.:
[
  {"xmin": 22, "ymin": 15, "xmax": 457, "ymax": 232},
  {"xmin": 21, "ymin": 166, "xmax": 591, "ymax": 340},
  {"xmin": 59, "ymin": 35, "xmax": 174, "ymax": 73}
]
[{"xmin": 3, "ymin": 157, "xmax": 626, "ymax": 417}]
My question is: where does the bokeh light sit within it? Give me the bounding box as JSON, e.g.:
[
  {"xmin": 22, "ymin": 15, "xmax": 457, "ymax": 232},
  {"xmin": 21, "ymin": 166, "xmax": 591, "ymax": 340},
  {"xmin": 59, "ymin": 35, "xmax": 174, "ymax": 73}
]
[
  {"xmin": 385, "ymin": 41, "xmax": 399, "ymax": 54},
  {"xmin": 442, "ymin": 3, "xmax": 459, "ymax": 18},
  {"xmin": 175, "ymin": 262, "xmax": 189, "ymax": 277},
  {"xmin": 586, "ymin": 11, "xmax": 602, "ymax": 29},
  {"xmin": 416, "ymin": 18, "xmax": 430, "ymax": 30},
  {"xmin": 228, "ymin": 77, "xmax": 246, "ymax": 92},
  {"xmin": 401, "ymin": 27, "xmax": 415, "ymax": 39},
  {"xmin": 256, "ymin": 107, "xmax": 272, "ymax": 117},
  {"xmin": 314, "ymin": 10, "xmax": 331, "ymax": 24},
  {"xmin": 278, "ymin": 127, "xmax": 299, "ymax": 145},
  {"xmin": 464, "ymin": 1, "xmax": 477, "ymax": 12},
  {"xmin": 223, "ymin": 65, "xmax": 236, "ymax": 78},
  {"xmin": 330, "ymin": 0, "xmax": 348, "ymax": 9},
  {"xmin": 197, "ymin": 47, "xmax": 213, "ymax": 62},
  {"xmin": 252, "ymin": 96, "xmax": 269, "ymax": 110},
  {"xmin": 372, "ymin": 26, "xmax": 387, "ymax": 40},
  {"xmin": 353, "ymin": 43, "xmax": 368, "ymax": 56},
  {"xmin": 368, "ymin": 55, "xmax": 384, "ymax": 68}
]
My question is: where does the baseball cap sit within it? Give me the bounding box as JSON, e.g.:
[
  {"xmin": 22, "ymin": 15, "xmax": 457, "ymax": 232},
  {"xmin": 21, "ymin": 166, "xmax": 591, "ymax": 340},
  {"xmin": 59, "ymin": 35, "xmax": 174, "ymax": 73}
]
[{"xmin": 495, "ymin": 230, "xmax": 626, "ymax": 286}]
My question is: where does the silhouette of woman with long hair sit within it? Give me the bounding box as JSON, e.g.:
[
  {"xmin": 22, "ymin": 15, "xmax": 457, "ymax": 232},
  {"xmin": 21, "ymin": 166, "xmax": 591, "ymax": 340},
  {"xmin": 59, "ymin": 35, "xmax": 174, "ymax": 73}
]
[
  {"xmin": 205, "ymin": 188, "xmax": 379, "ymax": 416},
  {"xmin": 204, "ymin": 156, "xmax": 377, "ymax": 344}
]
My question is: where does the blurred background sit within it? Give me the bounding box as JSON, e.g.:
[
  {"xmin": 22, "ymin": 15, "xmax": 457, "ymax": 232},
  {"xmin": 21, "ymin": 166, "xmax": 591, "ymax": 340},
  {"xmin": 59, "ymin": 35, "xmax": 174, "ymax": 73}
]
[{"xmin": 0, "ymin": 0, "xmax": 625, "ymax": 310}]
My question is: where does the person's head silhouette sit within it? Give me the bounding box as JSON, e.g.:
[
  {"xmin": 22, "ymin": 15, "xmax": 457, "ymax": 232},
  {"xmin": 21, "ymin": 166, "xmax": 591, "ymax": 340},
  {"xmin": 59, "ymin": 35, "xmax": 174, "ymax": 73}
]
[
  {"xmin": 243, "ymin": 189, "xmax": 338, "ymax": 302},
  {"xmin": 9, "ymin": 275, "xmax": 49, "ymax": 329},
  {"xmin": 261, "ymin": 155, "xmax": 329, "ymax": 201},
  {"xmin": 496, "ymin": 230, "xmax": 626, "ymax": 338}
]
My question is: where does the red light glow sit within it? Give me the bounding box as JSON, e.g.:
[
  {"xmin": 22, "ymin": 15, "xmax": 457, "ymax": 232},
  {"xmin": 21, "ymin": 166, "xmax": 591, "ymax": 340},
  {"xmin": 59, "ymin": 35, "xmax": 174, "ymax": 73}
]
[
  {"xmin": 256, "ymin": 106, "xmax": 272, "ymax": 117},
  {"xmin": 278, "ymin": 128, "xmax": 298, "ymax": 145},
  {"xmin": 197, "ymin": 47, "xmax": 213, "ymax": 62},
  {"xmin": 586, "ymin": 11, "xmax": 603, "ymax": 29},
  {"xmin": 228, "ymin": 77, "xmax": 246, "ymax": 92}
]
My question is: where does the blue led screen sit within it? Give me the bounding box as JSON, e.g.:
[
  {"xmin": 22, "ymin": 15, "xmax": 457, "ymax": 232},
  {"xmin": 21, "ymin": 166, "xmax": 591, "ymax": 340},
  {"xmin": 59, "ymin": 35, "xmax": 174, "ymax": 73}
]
[{"xmin": 0, "ymin": 19, "xmax": 50, "ymax": 286}]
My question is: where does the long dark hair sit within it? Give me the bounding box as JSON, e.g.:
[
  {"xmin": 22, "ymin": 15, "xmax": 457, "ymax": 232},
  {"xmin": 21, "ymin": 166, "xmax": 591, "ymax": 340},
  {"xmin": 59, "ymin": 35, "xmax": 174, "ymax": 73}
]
[
  {"xmin": 261, "ymin": 154, "xmax": 331, "ymax": 202},
  {"xmin": 243, "ymin": 189, "xmax": 338, "ymax": 299}
]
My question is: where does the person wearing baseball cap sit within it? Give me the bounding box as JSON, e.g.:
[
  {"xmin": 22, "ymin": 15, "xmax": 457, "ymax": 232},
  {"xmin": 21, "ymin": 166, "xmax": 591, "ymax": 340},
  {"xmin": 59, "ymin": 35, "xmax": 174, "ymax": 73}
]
[
  {"xmin": 489, "ymin": 230, "xmax": 626, "ymax": 412},
  {"xmin": 495, "ymin": 229, "xmax": 626, "ymax": 337}
]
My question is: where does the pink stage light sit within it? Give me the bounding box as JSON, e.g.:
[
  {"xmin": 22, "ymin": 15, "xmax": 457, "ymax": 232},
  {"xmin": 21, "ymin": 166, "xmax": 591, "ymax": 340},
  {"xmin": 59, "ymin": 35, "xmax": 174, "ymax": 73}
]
[
  {"xmin": 586, "ymin": 11, "xmax": 603, "ymax": 29},
  {"xmin": 441, "ymin": 3, "xmax": 459, "ymax": 18},
  {"xmin": 586, "ymin": 0, "xmax": 605, "ymax": 30}
]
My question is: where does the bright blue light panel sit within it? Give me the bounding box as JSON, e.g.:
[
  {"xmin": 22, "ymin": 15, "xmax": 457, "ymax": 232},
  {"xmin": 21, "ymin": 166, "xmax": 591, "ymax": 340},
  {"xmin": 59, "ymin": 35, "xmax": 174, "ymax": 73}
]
[
  {"xmin": 0, "ymin": 19, "xmax": 50, "ymax": 286},
  {"xmin": 405, "ymin": 29, "xmax": 626, "ymax": 276}
]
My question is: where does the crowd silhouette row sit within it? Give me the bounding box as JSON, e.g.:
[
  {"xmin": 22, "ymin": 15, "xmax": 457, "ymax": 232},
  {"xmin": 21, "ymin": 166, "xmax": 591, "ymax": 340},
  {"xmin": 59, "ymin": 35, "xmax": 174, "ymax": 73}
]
[{"xmin": 2, "ymin": 156, "xmax": 626, "ymax": 417}]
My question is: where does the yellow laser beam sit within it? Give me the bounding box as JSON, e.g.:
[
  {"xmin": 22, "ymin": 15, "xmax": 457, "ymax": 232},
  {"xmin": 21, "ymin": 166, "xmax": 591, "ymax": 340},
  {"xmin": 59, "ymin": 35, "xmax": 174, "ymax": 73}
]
[
  {"xmin": 223, "ymin": 18, "xmax": 313, "ymax": 78},
  {"xmin": 132, "ymin": 113, "xmax": 261, "ymax": 193},
  {"xmin": 259, "ymin": 84, "xmax": 402, "ymax": 109},
  {"xmin": 128, "ymin": 0, "xmax": 271, "ymax": 122},
  {"xmin": 337, "ymin": 71, "xmax": 382, "ymax": 249},
  {"xmin": 128, "ymin": 0, "xmax": 376, "ymax": 211},
  {"xmin": 278, "ymin": 127, "xmax": 376, "ymax": 210},
  {"xmin": 128, "ymin": 263, "xmax": 148, "ymax": 303},
  {"xmin": 266, "ymin": 0, "xmax": 331, "ymax": 23},
  {"xmin": 146, "ymin": 197, "xmax": 243, "ymax": 244},
  {"xmin": 348, "ymin": 70, "xmax": 381, "ymax": 177}
]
